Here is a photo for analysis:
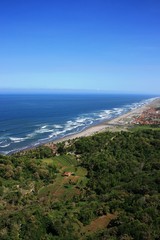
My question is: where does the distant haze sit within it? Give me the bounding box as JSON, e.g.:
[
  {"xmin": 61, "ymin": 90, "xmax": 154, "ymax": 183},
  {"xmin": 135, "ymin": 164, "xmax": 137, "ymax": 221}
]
[{"xmin": 0, "ymin": 88, "xmax": 159, "ymax": 96}]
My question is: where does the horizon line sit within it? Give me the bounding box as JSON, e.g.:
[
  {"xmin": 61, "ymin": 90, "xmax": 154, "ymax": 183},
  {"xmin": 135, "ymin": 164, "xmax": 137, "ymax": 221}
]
[{"xmin": 0, "ymin": 88, "xmax": 159, "ymax": 96}]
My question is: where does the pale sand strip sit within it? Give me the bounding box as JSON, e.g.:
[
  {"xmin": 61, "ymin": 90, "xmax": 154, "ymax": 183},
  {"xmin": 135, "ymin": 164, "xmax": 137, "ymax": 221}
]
[{"xmin": 45, "ymin": 98, "xmax": 160, "ymax": 145}]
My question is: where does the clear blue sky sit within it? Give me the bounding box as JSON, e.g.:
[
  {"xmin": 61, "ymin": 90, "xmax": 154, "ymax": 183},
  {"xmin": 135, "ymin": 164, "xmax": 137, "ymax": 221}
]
[{"xmin": 0, "ymin": 0, "xmax": 160, "ymax": 94}]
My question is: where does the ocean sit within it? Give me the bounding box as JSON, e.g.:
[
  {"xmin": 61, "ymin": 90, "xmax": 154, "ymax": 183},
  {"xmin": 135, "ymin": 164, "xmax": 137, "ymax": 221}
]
[{"xmin": 0, "ymin": 93, "xmax": 157, "ymax": 155}]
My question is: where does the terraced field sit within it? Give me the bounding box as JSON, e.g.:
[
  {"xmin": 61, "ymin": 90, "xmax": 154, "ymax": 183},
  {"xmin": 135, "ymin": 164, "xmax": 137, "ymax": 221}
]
[{"xmin": 38, "ymin": 154, "xmax": 87, "ymax": 200}]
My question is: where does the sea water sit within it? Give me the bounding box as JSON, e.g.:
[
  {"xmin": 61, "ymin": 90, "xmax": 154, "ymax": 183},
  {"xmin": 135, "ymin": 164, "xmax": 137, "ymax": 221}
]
[{"xmin": 0, "ymin": 93, "xmax": 157, "ymax": 154}]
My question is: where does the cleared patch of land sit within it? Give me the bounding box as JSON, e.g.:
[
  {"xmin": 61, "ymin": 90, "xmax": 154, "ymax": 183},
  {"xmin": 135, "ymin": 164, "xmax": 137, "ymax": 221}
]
[
  {"xmin": 38, "ymin": 154, "xmax": 87, "ymax": 201},
  {"xmin": 83, "ymin": 213, "xmax": 117, "ymax": 235}
]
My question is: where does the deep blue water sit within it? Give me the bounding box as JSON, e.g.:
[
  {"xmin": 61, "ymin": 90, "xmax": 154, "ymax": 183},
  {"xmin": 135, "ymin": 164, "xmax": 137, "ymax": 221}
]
[{"xmin": 0, "ymin": 93, "xmax": 157, "ymax": 154}]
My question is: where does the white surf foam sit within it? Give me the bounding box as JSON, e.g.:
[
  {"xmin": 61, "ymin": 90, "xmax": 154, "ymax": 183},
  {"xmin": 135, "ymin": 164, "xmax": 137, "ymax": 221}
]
[
  {"xmin": 48, "ymin": 129, "xmax": 67, "ymax": 139},
  {"xmin": 9, "ymin": 137, "xmax": 26, "ymax": 143},
  {"xmin": 41, "ymin": 125, "xmax": 48, "ymax": 129},
  {"xmin": 0, "ymin": 143, "xmax": 11, "ymax": 148},
  {"xmin": 53, "ymin": 124, "xmax": 63, "ymax": 129},
  {"xmin": 26, "ymin": 127, "xmax": 54, "ymax": 139},
  {"xmin": 35, "ymin": 128, "xmax": 53, "ymax": 134}
]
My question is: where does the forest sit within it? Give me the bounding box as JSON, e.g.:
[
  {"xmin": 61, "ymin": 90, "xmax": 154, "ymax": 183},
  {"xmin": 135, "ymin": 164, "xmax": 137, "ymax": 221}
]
[{"xmin": 0, "ymin": 127, "xmax": 160, "ymax": 239}]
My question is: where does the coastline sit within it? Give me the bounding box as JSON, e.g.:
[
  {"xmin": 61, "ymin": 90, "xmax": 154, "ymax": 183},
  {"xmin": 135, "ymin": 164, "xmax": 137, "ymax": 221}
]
[
  {"xmin": 4, "ymin": 96, "xmax": 160, "ymax": 155},
  {"xmin": 45, "ymin": 97, "xmax": 160, "ymax": 146}
]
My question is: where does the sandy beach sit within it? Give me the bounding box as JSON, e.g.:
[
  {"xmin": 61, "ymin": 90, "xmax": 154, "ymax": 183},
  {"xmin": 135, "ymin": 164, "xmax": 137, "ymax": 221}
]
[{"xmin": 45, "ymin": 97, "xmax": 160, "ymax": 146}]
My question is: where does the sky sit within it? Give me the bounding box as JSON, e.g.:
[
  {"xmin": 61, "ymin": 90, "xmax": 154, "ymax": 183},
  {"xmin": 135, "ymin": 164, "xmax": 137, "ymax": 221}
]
[{"xmin": 0, "ymin": 0, "xmax": 160, "ymax": 94}]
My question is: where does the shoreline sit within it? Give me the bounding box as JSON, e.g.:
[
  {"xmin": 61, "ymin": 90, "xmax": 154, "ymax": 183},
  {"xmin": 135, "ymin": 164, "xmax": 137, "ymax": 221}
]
[
  {"xmin": 45, "ymin": 97, "xmax": 160, "ymax": 146},
  {"xmin": 4, "ymin": 97, "xmax": 160, "ymax": 155}
]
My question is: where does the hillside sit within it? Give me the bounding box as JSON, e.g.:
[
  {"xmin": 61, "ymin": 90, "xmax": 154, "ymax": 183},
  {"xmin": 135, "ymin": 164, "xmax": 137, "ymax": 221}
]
[{"xmin": 0, "ymin": 127, "xmax": 160, "ymax": 239}]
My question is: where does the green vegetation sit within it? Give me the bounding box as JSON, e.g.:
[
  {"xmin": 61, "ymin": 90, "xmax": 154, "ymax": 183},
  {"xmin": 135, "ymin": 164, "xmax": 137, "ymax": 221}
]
[{"xmin": 0, "ymin": 128, "xmax": 160, "ymax": 239}]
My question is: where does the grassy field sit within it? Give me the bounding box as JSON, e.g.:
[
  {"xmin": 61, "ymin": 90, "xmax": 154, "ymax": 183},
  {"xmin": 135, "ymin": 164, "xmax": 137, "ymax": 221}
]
[
  {"xmin": 130, "ymin": 125, "xmax": 160, "ymax": 131},
  {"xmin": 83, "ymin": 213, "xmax": 117, "ymax": 236},
  {"xmin": 38, "ymin": 154, "xmax": 87, "ymax": 200},
  {"xmin": 42, "ymin": 154, "xmax": 77, "ymax": 167}
]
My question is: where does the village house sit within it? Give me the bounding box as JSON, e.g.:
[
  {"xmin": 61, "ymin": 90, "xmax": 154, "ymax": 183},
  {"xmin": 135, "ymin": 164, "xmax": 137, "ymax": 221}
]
[{"xmin": 62, "ymin": 172, "xmax": 73, "ymax": 177}]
